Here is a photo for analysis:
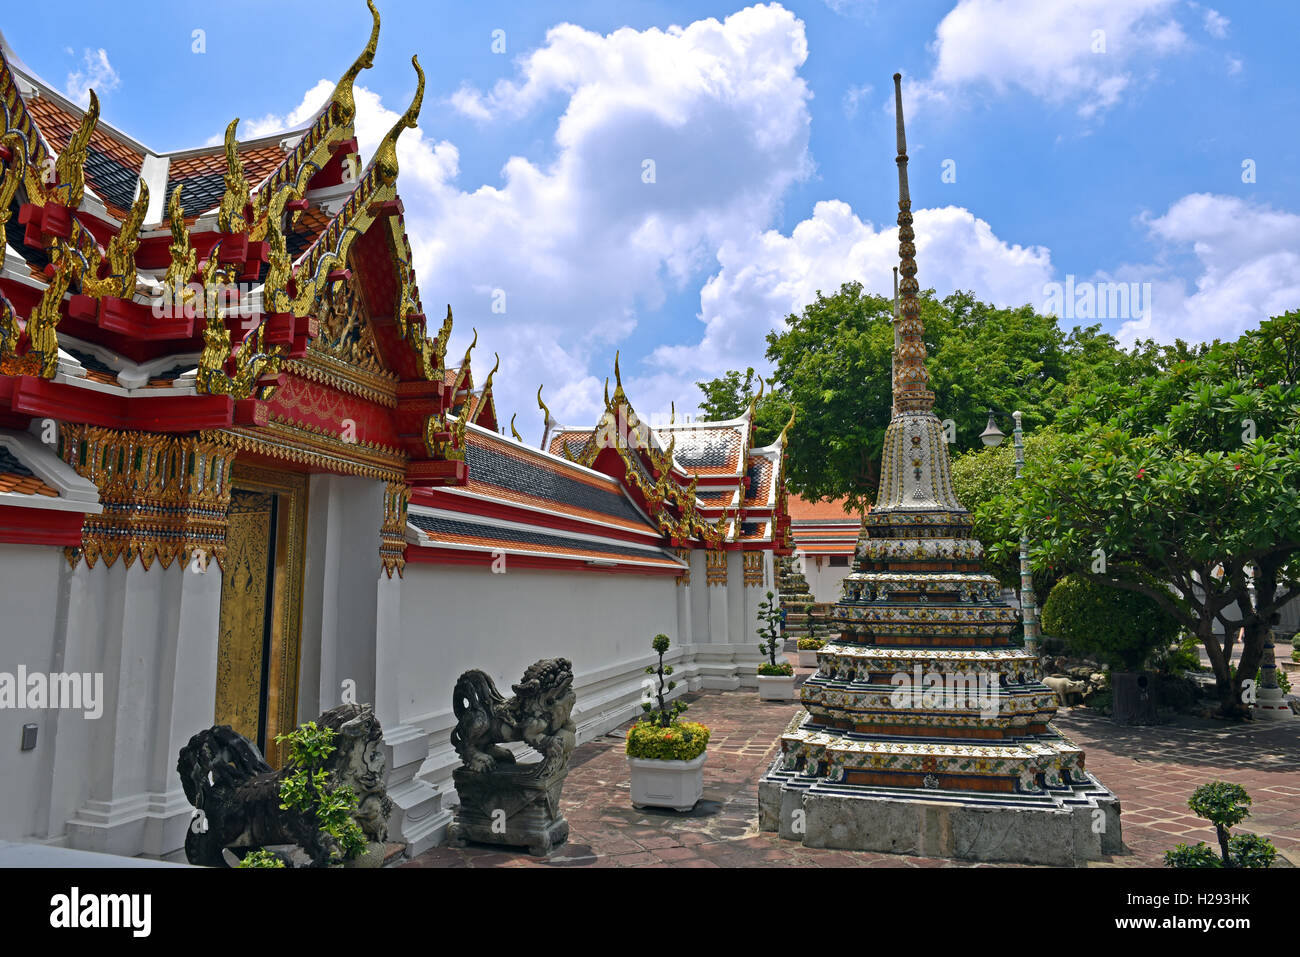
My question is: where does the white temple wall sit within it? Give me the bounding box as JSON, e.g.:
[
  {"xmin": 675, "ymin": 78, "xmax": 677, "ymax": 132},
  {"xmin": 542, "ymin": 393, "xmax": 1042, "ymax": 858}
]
[
  {"xmin": 0, "ymin": 544, "xmax": 69, "ymax": 842},
  {"xmin": 398, "ymin": 562, "xmax": 706, "ymax": 828},
  {"xmin": 298, "ymin": 474, "xmax": 384, "ymax": 720},
  {"xmin": 59, "ymin": 559, "xmax": 221, "ymax": 857},
  {"xmin": 797, "ymin": 551, "xmax": 852, "ymax": 604}
]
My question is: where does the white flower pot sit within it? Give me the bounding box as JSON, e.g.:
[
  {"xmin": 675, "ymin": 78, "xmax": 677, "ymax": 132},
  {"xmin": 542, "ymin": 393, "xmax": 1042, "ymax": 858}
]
[
  {"xmin": 758, "ymin": 674, "xmax": 797, "ymax": 701},
  {"xmin": 628, "ymin": 752, "xmax": 707, "ymax": 812},
  {"xmin": 797, "ymin": 649, "xmax": 820, "ymax": 668}
]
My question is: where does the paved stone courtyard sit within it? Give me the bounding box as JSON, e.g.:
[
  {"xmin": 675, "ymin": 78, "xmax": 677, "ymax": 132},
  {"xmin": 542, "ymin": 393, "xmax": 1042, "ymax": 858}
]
[{"xmin": 406, "ymin": 676, "xmax": 1300, "ymax": 869}]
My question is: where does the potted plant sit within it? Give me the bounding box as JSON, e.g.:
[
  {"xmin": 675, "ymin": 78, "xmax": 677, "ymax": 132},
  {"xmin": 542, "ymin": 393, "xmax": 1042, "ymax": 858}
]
[
  {"xmin": 626, "ymin": 634, "xmax": 711, "ymax": 812},
  {"xmin": 797, "ymin": 635, "xmax": 825, "ymax": 668},
  {"xmin": 756, "ymin": 591, "xmax": 795, "ymax": 700}
]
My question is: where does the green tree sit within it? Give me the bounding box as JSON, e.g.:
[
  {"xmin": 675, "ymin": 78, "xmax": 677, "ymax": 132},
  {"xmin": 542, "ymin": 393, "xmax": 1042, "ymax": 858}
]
[
  {"xmin": 762, "ymin": 282, "xmax": 1154, "ymax": 511},
  {"xmin": 950, "ymin": 429, "xmax": 1069, "ymax": 591},
  {"xmin": 988, "ymin": 311, "xmax": 1300, "ymax": 717},
  {"xmin": 1040, "ymin": 574, "xmax": 1181, "ymax": 671}
]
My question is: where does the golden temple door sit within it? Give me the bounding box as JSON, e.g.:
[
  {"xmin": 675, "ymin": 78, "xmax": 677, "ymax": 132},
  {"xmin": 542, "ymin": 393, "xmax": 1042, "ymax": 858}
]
[{"xmin": 213, "ymin": 465, "xmax": 308, "ymax": 767}]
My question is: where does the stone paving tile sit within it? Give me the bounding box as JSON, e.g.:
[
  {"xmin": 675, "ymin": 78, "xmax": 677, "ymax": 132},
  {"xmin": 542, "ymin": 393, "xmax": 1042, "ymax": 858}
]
[{"xmin": 404, "ymin": 687, "xmax": 1300, "ymax": 869}]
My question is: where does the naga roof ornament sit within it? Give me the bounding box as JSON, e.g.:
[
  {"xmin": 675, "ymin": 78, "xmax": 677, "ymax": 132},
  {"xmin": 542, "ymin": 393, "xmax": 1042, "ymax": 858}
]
[
  {"xmin": 331, "ymin": 0, "xmax": 382, "ymax": 126},
  {"xmin": 374, "ymin": 55, "xmax": 424, "ymax": 189}
]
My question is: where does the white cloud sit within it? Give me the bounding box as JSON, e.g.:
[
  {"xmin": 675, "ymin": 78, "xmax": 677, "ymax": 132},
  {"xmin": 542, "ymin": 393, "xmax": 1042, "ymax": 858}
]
[
  {"xmin": 65, "ymin": 48, "xmax": 119, "ymax": 107},
  {"xmin": 382, "ymin": 3, "xmax": 814, "ymax": 425},
  {"xmin": 912, "ymin": 0, "xmax": 1189, "ymax": 118},
  {"xmin": 1116, "ymin": 193, "xmax": 1300, "ymax": 345},
  {"xmin": 842, "ymin": 83, "xmax": 873, "ymax": 119},
  {"xmin": 649, "ymin": 200, "xmax": 1055, "ymax": 392},
  {"xmin": 1203, "ymin": 8, "xmax": 1229, "ymax": 38}
]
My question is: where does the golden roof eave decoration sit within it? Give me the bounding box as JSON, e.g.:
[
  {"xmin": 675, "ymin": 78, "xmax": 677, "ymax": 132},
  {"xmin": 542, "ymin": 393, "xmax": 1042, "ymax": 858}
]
[
  {"xmin": 163, "ymin": 184, "xmax": 197, "ymax": 296},
  {"xmin": 332, "ymin": 0, "xmax": 382, "ymax": 127},
  {"xmin": 84, "ymin": 180, "xmax": 148, "ymax": 299},
  {"xmin": 217, "ymin": 118, "xmax": 251, "ymax": 234},
  {"xmin": 373, "ymin": 55, "xmax": 424, "ymax": 189},
  {"xmin": 53, "ymin": 88, "xmax": 98, "ymax": 210},
  {"xmin": 0, "ymin": 50, "xmax": 57, "ymax": 217}
]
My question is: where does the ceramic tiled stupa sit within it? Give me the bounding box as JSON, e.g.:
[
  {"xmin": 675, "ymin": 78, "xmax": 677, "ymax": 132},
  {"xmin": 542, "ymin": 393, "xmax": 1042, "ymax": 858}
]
[{"xmin": 758, "ymin": 75, "xmax": 1122, "ymax": 866}]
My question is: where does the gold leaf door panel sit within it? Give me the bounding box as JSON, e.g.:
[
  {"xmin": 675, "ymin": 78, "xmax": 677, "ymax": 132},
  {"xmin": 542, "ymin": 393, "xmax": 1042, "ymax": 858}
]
[
  {"xmin": 215, "ymin": 490, "xmax": 277, "ymax": 749},
  {"xmin": 213, "ymin": 466, "xmax": 307, "ymax": 767}
]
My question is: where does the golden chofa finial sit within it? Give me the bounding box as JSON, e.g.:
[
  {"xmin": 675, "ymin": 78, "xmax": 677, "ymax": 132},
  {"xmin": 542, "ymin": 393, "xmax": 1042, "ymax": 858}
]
[
  {"xmin": 510, "ymin": 414, "xmax": 523, "ymax": 442},
  {"xmin": 777, "ymin": 405, "xmax": 797, "ymax": 446},
  {"xmin": 55, "ymin": 89, "xmax": 99, "ymax": 208},
  {"xmin": 746, "ymin": 374, "xmax": 765, "ymax": 419},
  {"xmin": 480, "ymin": 351, "xmax": 500, "ymax": 396},
  {"xmin": 374, "ymin": 55, "xmax": 425, "ymax": 187},
  {"xmin": 450, "ymin": 327, "xmax": 477, "ymax": 399},
  {"xmin": 331, "ymin": 0, "xmax": 381, "ymax": 126}
]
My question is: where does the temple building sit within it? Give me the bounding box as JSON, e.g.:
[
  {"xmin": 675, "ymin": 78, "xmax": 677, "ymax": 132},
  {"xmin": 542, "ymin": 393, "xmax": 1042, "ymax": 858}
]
[
  {"xmin": 0, "ymin": 8, "xmax": 789, "ymax": 861},
  {"xmin": 786, "ymin": 493, "xmax": 864, "ymax": 604},
  {"xmin": 758, "ymin": 75, "xmax": 1122, "ymax": 866}
]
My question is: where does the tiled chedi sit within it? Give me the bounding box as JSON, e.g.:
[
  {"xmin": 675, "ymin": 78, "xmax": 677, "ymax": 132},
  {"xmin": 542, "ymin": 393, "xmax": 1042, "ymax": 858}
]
[{"xmin": 759, "ymin": 76, "xmax": 1120, "ymax": 863}]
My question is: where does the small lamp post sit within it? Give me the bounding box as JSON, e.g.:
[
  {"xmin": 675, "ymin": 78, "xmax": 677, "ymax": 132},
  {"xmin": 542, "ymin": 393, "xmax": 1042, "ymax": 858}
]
[
  {"xmin": 1012, "ymin": 410, "xmax": 1040, "ymax": 655},
  {"xmin": 979, "ymin": 409, "xmax": 1006, "ymax": 447}
]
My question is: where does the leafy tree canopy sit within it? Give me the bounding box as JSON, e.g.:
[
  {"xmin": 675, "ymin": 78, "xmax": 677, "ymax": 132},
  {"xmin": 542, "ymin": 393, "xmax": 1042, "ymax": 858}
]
[{"xmin": 984, "ymin": 310, "xmax": 1300, "ymax": 716}]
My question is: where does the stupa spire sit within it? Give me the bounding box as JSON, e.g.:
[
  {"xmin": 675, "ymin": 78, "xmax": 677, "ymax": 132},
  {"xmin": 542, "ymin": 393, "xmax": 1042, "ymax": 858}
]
[{"xmin": 891, "ymin": 72, "xmax": 934, "ymax": 414}]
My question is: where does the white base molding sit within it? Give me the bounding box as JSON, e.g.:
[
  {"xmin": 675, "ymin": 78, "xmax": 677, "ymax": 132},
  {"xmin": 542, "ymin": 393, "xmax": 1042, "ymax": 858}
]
[{"xmin": 65, "ymin": 788, "xmax": 194, "ymax": 859}]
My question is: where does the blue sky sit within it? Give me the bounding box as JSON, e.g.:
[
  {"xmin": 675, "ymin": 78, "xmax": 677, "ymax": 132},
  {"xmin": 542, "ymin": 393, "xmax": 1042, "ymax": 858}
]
[{"xmin": 4, "ymin": 0, "xmax": 1298, "ymax": 430}]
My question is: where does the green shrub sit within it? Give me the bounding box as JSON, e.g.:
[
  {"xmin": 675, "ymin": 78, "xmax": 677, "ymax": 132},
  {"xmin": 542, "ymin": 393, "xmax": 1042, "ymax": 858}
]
[
  {"xmin": 1164, "ymin": 842, "xmax": 1222, "ymax": 868},
  {"xmin": 274, "ymin": 721, "xmax": 367, "ymax": 862},
  {"xmin": 758, "ymin": 661, "xmax": 795, "ymax": 677},
  {"xmin": 625, "ymin": 720, "xmax": 710, "ymax": 761},
  {"xmin": 237, "ymin": 848, "xmax": 286, "ymax": 868},
  {"xmin": 1151, "ymin": 634, "xmax": 1202, "ymax": 677},
  {"xmin": 1041, "ymin": 574, "xmax": 1181, "ymax": 671},
  {"xmin": 1164, "ymin": 781, "xmax": 1275, "ymax": 868},
  {"xmin": 797, "ymin": 636, "xmax": 825, "ymax": 650}
]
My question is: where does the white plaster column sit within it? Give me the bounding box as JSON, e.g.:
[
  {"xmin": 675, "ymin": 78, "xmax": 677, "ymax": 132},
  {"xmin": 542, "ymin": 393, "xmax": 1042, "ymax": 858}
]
[
  {"xmin": 64, "ymin": 559, "xmax": 221, "ymax": 857},
  {"xmin": 697, "ymin": 551, "xmax": 739, "ymax": 689},
  {"xmin": 375, "ymin": 567, "xmax": 449, "ymax": 855}
]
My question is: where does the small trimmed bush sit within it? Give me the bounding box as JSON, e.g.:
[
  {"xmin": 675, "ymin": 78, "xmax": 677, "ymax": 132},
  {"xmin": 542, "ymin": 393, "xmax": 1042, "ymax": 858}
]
[
  {"xmin": 1164, "ymin": 781, "xmax": 1275, "ymax": 868},
  {"xmin": 1041, "ymin": 574, "xmax": 1181, "ymax": 672},
  {"xmin": 797, "ymin": 636, "xmax": 825, "ymax": 650},
  {"xmin": 626, "ymin": 721, "xmax": 710, "ymax": 761},
  {"xmin": 758, "ymin": 661, "xmax": 795, "ymax": 677}
]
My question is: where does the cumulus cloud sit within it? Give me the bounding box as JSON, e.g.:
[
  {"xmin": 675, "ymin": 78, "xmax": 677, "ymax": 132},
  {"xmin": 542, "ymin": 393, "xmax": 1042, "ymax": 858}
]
[
  {"xmin": 396, "ymin": 3, "xmax": 814, "ymax": 425},
  {"xmin": 65, "ymin": 48, "xmax": 119, "ymax": 107},
  {"xmin": 1202, "ymin": 8, "xmax": 1229, "ymax": 38},
  {"xmin": 911, "ymin": 0, "xmax": 1189, "ymax": 118},
  {"xmin": 1116, "ymin": 193, "xmax": 1300, "ymax": 345},
  {"xmin": 649, "ymin": 200, "xmax": 1055, "ymax": 395}
]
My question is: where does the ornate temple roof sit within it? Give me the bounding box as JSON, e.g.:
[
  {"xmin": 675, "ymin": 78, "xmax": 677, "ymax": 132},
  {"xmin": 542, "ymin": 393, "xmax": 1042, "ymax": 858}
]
[
  {"xmin": 537, "ymin": 355, "xmax": 793, "ymax": 552},
  {"xmin": 0, "ymin": 6, "xmax": 790, "ymax": 572}
]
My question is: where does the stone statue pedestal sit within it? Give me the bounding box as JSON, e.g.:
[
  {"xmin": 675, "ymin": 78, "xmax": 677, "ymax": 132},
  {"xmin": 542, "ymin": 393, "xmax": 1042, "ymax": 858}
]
[{"xmin": 448, "ymin": 762, "xmax": 570, "ymax": 857}]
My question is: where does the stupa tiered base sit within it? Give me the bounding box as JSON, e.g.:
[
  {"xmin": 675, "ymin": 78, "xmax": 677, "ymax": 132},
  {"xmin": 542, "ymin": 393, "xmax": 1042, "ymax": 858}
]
[{"xmin": 759, "ymin": 713, "xmax": 1122, "ymax": 866}]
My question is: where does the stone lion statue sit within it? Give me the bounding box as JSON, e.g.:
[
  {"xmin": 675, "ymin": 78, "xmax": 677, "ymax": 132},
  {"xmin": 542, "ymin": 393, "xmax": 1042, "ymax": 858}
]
[
  {"xmin": 451, "ymin": 657, "xmax": 576, "ymax": 776},
  {"xmin": 177, "ymin": 702, "xmax": 392, "ymax": 867}
]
